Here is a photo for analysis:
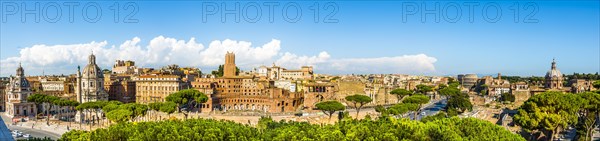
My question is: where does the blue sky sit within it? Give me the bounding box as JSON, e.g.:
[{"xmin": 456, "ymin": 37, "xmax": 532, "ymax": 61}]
[{"xmin": 0, "ymin": 1, "xmax": 598, "ymax": 77}]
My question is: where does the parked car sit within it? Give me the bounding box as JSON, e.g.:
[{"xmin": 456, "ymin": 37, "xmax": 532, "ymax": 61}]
[
  {"xmin": 12, "ymin": 132, "xmax": 22, "ymax": 137},
  {"xmin": 23, "ymin": 134, "xmax": 31, "ymax": 138},
  {"xmin": 294, "ymin": 112, "xmax": 309, "ymax": 117}
]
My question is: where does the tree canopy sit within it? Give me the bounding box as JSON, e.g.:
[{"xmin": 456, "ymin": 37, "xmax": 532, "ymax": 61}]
[
  {"xmin": 390, "ymin": 88, "xmax": 412, "ymax": 102},
  {"xmin": 514, "ymin": 91, "xmax": 584, "ymax": 141},
  {"xmin": 402, "ymin": 94, "xmax": 430, "ymax": 120},
  {"xmin": 440, "ymin": 85, "xmax": 472, "ymax": 116},
  {"xmin": 315, "ymin": 100, "xmax": 346, "ymax": 121},
  {"xmin": 576, "ymin": 92, "xmax": 600, "ymax": 140},
  {"xmin": 415, "ymin": 84, "xmax": 433, "ymax": 94},
  {"xmin": 446, "ymin": 93, "xmax": 473, "ymax": 114},
  {"xmin": 166, "ymin": 89, "xmax": 209, "ymax": 119},
  {"xmin": 500, "ymin": 93, "xmax": 516, "ymax": 103},
  {"xmin": 439, "ymin": 86, "xmax": 460, "ymax": 97},
  {"xmin": 27, "ymin": 94, "xmax": 68, "ymax": 125},
  {"xmin": 60, "ymin": 117, "xmax": 524, "ymax": 141},
  {"xmin": 345, "ymin": 94, "xmax": 373, "ymax": 118},
  {"xmin": 403, "ymin": 94, "xmax": 430, "ymax": 105},
  {"xmin": 593, "ymin": 80, "xmax": 600, "ymax": 89},
  {"xmin": 388, "ymin": 103, "xmax": 419, "ymax": 117},
  {"xmin": 159, "ymin": 102, "xmax": 177, "ymax": 115},
  {"xmin": 106, "ymin": 109, "xmax": 132, "ymax": 123}
]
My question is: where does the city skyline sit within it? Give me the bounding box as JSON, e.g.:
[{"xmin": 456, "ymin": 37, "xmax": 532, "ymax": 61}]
[
  {"xmin": 1, "ymin": 1, "xmax": 598, "ymax": 76},
  {"xmin": 1, "ymin": 1, "xmax": 599, "ymax": 140}
]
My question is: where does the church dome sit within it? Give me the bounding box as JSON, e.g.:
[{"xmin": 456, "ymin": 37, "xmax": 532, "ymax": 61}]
[
  {"xmin": 82, "ymin": 53, "xmax": 104, "ymax": 78},
  {"xmin": 546, "ymin": 69, "xmax": 562, "ymax": 78},
  {"xmin": 545, "ymin": 59, "xmax": 562, "ymax": 79},
  {"xmin": 10, "ymin": 63, "xmax": 30, "ymax": 89}
]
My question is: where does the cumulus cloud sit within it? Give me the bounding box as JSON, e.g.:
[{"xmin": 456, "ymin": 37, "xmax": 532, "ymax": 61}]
[
  {"xmin": 0, "ymin": 36, "xmax": 437, "ymax": 76},
  {"xmin": 275, "ymin": 51, "xmax": 331, "ymax": 68},
  {"xmin": 275, "ymin": 52, "xmax": 437, "ymax": 74},
  {"xmin": 1, "ymin": 36, "xmax": 280, "ymax": 76}
]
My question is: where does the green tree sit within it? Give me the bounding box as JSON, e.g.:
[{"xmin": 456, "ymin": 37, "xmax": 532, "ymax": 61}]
[
  {"xmin": 421, "ymin": 112, "xmax": 449, "ymax": 122},
  {"xmin": 166, "ymin": 89, "xmax": 209, "ymax": 119},
  {"xmin": 593, "ymin": 80, "xmax": 600, "ymax": 89},
  {"xmin": 447, "ymin": 78, "xmax": 460, "ymax": 88},
  {"xmin": 159, "ymin": 101, "xmax": 177, "ymax": 117},
  {"xmin": 402, "ymin": 94, "xmax": 430, "ymax": 120},
  {"xmin": 64, "ymin": 100, "xmax": 79, "ymax": 128},
  {"xmin": 415, "ymin": 84, "xmax": 433, "ymax": 94},
  {"xmin": 439, "ymin": 86, "xmax": 461, "ymax": 97},
  {"xmin": 479, "ymin": 84, "xmax": 489, "ymax": 95},
  {"xmin": 106, "ymin": 109, "xmax": 132, "ymax": 123},
  {"xmin": 500, "ymin": 93, "xmax": 515, "ymax": 103},
  {"xmin": 514, "ymin": 92, "xmax": 583, "ymax": 141},
  {"xmin": 76, "ymin": 101, "xmax": 108, "ymax": 129},
  {"xmin": 447, "ymin": 93, "xmax": 473, "ymax": 114},
  {"xmin": 345, "ymin": 94, "xmax": 373, "ymax": 118},
  {"xmin": 102, "ymin": 69, "xmax": 112, "ymax": 74},
  {"xmin": 53, "ymin": 99, "xmax": 78, "ymax": 126},
  {"xmin": 315, "ymin": 101, "xmax": 346, "ymax": 121},
  {"xmin": 110, "ymin": 103, "xmax": 149, "ymax": 122},
  {"xmin": 60, "ymin": 116, "xmax": 524, "ymax": 141},
  {"xmin": 387, "ymin": 103, "xmax": 418, "ymax": 118},
  {"xmin": 148, "ymin": 102, "xmax": 162, "ymax": 121},
  {"xmin": 576, "ymin": 92, "xmax": 600, "ymax": 141},
  {"xmin": 102, "ymin": 103, "xmax": 121, "ymax": 113},
  {"xmin": 74, "ymin": 103, "xmax": 85, "ymax": 130},
  {"xmin": 257, "ymin": 116, "xmax": 273, "ymax": 132},
  {"xmin": 389, "ymin": 88, "xmax": 412, "ymax": 103},
  {"xmin": 26, "ymin": 93, "xmax": 46, "ymax": 121},
  {"xmin": 91, "ymin": 101, "xmax": 108, "ymax": 127},
  {"xmin": 27, "ymin": 94, "xmax": 59, "ymax": 125},
  {"xmin": 374, "ymin": 105, "xmax": 389, "ymax": 117}
]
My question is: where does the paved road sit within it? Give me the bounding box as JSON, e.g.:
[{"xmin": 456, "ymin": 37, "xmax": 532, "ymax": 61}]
[
  {"xmin": 7, "ymin": 125, "xmax": 61, "ymax": 140},
  {"xmin": 408, "ymin": 98, "xmax": 448, "ymax": 120},
  {"xmin": 0, "ymin": 114, "xmax": 61, "ymax": 140}
]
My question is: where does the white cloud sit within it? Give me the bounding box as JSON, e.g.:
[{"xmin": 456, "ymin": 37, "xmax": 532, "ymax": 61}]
[
  {"xmin": 275, "ymin": 51, "xmax": 330, "ymax": 68},
  {"xmin": 1, "ymin": 36, "xmax": 437, "ymax": 76},
  {"xmin": 200, "ymin": 39, "xmax": 281, "ymax": 66},
  {"xmin": 275, "ymin": 52, "xmax": 437, "ymax": 74}
]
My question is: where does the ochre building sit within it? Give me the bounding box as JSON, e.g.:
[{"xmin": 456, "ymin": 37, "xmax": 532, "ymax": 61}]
[{"xmin": 192, "ymin": 52, "xmax": 304, "ymax": 113}]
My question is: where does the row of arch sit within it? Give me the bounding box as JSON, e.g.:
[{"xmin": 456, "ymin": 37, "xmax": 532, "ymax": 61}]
[
  {"xmin": 222, "ymin": 104, "xmax": 270, "ymax": 112},
  {"xmin": 220, "ymin": 98, "xmax": 268, "ymax": 104}
]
